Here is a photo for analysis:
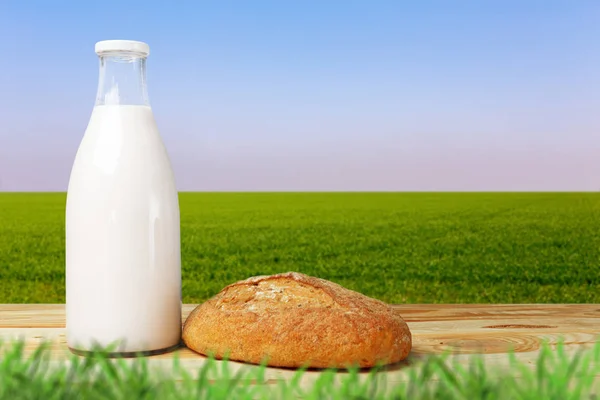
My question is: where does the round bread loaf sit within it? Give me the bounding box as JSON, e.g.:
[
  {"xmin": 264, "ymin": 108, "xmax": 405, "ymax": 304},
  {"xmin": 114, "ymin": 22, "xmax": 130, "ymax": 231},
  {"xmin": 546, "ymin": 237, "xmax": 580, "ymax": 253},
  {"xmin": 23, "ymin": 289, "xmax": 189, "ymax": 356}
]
[{"xmin": 182, "ymin": 272, "xmax": 412, "ymax": 368}]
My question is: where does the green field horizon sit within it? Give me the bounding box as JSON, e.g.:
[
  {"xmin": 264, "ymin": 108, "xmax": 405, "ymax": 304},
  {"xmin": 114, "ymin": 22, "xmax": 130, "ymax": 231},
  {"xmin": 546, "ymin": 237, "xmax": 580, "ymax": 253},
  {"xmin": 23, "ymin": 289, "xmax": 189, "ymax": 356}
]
[{"xmin": 1, "ymin": 192, "xmax": 599, "ymax": 304}]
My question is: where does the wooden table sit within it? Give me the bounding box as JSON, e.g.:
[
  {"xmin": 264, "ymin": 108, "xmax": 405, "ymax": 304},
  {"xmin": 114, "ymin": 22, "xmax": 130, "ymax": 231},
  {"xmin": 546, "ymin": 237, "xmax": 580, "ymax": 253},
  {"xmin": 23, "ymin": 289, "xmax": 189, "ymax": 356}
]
[{"xmin": 1, "ymin": 304, "xmax": 599, "ymax": 391}]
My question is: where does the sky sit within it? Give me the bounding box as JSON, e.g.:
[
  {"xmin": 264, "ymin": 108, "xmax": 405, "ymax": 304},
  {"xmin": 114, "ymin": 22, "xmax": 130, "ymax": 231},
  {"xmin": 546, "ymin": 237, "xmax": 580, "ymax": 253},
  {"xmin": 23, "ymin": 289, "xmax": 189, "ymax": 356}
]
[{"xmin": 0, "ymin": 0, "xmax": 598, "ymax": 191}]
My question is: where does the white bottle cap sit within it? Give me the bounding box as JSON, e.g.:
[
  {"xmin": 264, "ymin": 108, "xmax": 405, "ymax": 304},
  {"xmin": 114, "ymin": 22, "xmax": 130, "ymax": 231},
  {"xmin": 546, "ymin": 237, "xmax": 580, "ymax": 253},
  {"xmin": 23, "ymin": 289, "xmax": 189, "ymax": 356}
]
[{"xmin": 95, "ymin": 40, "xmax": 150, "ymax": 57}]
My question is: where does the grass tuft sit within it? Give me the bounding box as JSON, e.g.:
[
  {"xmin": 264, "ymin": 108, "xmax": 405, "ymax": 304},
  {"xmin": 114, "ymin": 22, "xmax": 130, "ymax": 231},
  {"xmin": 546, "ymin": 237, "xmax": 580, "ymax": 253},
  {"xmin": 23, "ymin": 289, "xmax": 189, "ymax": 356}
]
[{"xmin": 0, "ymin": 337, "xmax": 598, "ymax": 399}]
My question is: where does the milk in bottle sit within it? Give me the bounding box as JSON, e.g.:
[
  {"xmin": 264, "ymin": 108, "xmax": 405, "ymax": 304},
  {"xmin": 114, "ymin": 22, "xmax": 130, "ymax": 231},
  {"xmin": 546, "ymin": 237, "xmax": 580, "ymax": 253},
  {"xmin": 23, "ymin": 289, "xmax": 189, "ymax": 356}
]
[{"xmin": 65, "ymin": 40, "xmax": 182, "ymax": 356}]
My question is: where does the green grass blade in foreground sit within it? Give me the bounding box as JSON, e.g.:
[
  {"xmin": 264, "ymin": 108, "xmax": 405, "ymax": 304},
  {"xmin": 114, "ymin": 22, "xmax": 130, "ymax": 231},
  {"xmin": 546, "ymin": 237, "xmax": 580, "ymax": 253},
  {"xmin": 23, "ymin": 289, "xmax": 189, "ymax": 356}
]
[
  {"xmin": 0, "ymin": 337, "xmax": 599, "ymax": 399},
  {"xmin": 535, "ymin": 339, "xmax": 550, "ymax": 397},
  {"xmin": 573, "ymin": 338, "xmax": 600, "ymax": 400}
]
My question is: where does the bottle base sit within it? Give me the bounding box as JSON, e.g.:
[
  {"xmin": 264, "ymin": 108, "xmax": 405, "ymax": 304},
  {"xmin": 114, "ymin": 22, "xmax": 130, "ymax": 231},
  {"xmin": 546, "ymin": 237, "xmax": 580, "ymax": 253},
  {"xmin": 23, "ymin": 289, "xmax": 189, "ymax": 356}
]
[{"xmin": 68, "ymin": 341, "xmax": 183, "ymax": 358}]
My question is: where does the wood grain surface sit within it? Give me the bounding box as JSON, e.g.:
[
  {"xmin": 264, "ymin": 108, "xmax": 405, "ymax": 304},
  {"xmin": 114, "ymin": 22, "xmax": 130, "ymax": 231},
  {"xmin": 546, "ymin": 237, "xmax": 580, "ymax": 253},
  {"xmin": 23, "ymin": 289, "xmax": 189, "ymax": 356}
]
[{"xmin": 1, "ymin": 304, "xmax": 599, "ymax": 390}]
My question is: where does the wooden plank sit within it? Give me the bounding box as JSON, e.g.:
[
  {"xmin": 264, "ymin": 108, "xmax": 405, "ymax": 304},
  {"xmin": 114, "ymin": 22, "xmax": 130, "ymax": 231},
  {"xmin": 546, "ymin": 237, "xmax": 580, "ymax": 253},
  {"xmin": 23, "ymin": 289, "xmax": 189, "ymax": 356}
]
[{"xmin": 0, "ymin": 304, "xmax": 599, "ymax": 390}]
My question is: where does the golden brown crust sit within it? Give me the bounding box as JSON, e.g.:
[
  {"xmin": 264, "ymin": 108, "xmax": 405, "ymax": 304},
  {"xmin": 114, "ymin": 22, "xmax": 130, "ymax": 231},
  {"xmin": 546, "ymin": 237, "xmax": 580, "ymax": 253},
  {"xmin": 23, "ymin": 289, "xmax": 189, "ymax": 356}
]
[{"xmin": 182, "ymin": 272, "xmax": 412, "ymax": 368}]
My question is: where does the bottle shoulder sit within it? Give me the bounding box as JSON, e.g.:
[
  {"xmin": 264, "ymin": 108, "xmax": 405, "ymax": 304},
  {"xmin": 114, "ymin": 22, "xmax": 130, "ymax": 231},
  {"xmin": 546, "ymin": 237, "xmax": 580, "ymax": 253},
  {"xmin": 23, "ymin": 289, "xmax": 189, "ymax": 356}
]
[{"xmin": 67, "ymin": 105, "xmax": 177, "ymax": 196}]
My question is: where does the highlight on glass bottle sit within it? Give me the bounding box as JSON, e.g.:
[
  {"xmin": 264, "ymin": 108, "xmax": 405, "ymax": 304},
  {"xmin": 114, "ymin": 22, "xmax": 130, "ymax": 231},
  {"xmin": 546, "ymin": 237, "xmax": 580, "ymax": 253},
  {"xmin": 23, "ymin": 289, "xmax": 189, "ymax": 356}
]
[{"xmin": 95, "ymin": 40, "xmax": 150, "ymax": 106}]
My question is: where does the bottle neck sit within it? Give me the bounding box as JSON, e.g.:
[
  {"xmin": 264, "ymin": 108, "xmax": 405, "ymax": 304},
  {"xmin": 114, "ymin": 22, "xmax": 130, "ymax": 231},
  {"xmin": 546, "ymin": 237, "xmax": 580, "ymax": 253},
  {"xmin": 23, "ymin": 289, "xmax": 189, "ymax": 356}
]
[{"xmin": 95, "ymin": 52, "xmax": 149, "ymax": 106}]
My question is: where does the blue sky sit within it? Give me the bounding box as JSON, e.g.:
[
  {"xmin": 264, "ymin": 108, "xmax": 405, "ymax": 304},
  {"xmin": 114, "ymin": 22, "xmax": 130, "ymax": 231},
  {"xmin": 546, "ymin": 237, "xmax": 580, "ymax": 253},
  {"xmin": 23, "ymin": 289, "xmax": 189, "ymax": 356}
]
[{"xmin": 0, "ymin": 0, "xmax": 598, "ymax": 191}]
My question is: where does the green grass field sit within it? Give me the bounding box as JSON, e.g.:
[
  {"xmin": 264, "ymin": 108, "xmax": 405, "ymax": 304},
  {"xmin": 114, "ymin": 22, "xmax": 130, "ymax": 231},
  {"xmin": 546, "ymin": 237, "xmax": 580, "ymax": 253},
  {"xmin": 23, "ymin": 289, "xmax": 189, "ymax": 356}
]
[{"xmin": 0, "ymin": 192, "xmax": 599, "ymax": 304}]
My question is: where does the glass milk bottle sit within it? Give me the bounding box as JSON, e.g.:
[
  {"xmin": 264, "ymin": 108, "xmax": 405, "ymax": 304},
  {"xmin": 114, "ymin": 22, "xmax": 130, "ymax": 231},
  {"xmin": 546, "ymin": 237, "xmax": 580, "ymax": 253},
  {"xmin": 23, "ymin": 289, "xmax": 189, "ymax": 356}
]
[{"xmin": 65, "ymin": 40, "xmax": 182, "ymax": 356}]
